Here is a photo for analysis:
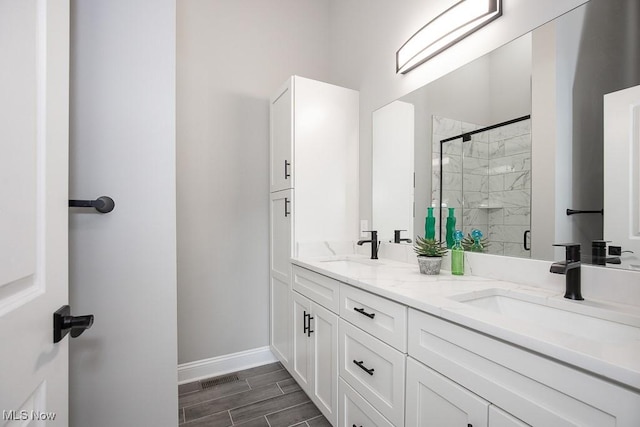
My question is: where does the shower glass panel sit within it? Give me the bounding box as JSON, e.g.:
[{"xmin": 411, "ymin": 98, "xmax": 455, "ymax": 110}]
[{"xmin": 431, "ymin": 115, "xmax": 532, "ymax": 258}]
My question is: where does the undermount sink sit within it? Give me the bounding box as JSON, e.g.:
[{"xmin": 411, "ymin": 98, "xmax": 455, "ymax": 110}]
[{"xmin": 451, "ymin": 289, "xmax": 640, "ymax": 345}]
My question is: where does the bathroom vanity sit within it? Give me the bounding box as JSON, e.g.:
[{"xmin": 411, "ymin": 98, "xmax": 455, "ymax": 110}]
[{"xmin": 285, "ymin": 255, "xmax": 640, "ymax": 427}]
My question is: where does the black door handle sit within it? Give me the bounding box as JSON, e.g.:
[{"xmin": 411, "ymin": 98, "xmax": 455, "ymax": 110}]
[
  {"xmin": 523, "ymin": 230, "xmax": 531, "ymax": 251},
  {"xmin": 353, "ymin": 360, "xmax": 374, "ymax": 375},
  {"xmin": 53, "ymin": 305, "xmax": 94, "ymax": 343},
  {"xmin": 354, "ymin": 307, "xmax": 375, "ymax": 319},
  {"xmin": 69, "ymin": 196, "xmax": 115, "ymax": 213}
]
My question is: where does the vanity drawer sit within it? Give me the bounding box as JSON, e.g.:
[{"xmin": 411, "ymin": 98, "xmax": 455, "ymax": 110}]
[
  {"xmin": 340, "ymin": 284, "xmax": 407, "ymax": 351},
  {"xmin": 338, "ymin": 378, "xmax": 394, "ymax": 427},
  {"xmin": 338, "ymin": 319, "xmax": 405, "ymax": 426},
  {"xmin": 292, "ymin": 265, "xmax": 340, "ymax": 313}
]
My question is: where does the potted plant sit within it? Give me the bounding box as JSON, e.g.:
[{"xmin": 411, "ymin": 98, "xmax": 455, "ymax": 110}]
[{"xmin": 414, "ymin": 236, "xmax": 448, "ymax": 275}]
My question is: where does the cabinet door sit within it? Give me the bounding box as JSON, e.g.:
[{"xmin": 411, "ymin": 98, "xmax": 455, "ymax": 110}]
[
  {"xmin": 489, "ymin": 406, "xmax": 531, "ymax": 427},
  {"xmin": 292, "ymin": 292, "xmax": 312, "ymax": 390},
  {"xmin": 270, "ymin": 79, "xmax": 293, "ymax": 192},
  {"xmin": 270, "ymin": 189, "xmax": 293, "ymax": 281},
  {"xmin": 310, "ymin": 302, "xmax": 339, "ymax": 426},
  {"xmin": 270, "ymin": 190, "xmax": 293, "ymax": 367},
  {"xmin": 406, "ymin": 357, "xmax": 489, "ymax": 427}
]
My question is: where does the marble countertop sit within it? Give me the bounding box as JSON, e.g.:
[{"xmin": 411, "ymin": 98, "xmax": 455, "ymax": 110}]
[{"xmin": 292, "ymin": 255, "xmax": 640, "ymax": 391}]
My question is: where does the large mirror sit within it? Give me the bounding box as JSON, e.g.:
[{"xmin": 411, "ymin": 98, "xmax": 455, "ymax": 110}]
[{"xmin": 372, "ymin": 0, "xmax": 640, "ymax": 269}]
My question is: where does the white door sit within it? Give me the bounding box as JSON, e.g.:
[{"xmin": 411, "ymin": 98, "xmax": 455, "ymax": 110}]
[
  {"xmin": 310, "ymin": 302, "xmax": 338, "ymax": 426},
  {"xmin": 291, "ymin": 292, "xmax": 312, "ymax": 390},
  {"xmin": 604, "ymin": 85, "xmax": 640, "ymax": 269},
  {"xmin": 270, "ymin": 79, "xmax": 293, "ymax": 193},
  {"xmin": 0, "ymin": 0, "xmax": 70, "ymax": 423}
]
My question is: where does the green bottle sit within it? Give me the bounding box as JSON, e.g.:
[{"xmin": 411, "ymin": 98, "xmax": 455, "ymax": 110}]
[
  {"xmin": 451, "ymin": 230, "xmax": 464, "ymax": 275},
  {"xmin": 425, "ymin": 207, "xmax": 436, "ymax": 240},
  {"xmin": 471, "ymin": 229, "xmax": 484, "ymax": 252},
  {"xmin": 445, "ymin": 208, "xmax": 456, "ymax": 248}
]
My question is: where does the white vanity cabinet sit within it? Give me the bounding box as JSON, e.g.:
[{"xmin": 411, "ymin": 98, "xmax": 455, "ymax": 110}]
[
  {"xmin": 292, "ymin": 265, "xmax": 342, "ymax": 425},
  {"xmin": 407, "ymin": 308, "xmax": 640, "ymax": 426},
  {"xmin": 338, "ymin": 283, "xmax": 408, "ymax": 427},
  {"xmin": 291, "ymin": 290, "xmax": 339, "ymax": 425},
  {"xmin": 406, "ymin": 357, "xmax": 529, "ymax": 427},
  {"xmin": 268, "ymin": 76, "xmax": 358, "ymax": 377}
]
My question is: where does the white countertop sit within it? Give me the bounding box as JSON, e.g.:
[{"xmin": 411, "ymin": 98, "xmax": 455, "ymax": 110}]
[{"xmin": 292, "ymin": 255, "xmax": 640, "ymax": 391}]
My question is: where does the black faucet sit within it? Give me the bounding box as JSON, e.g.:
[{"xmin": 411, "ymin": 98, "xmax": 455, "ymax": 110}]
[
  {"xmin": 393, "ymin": 230, "xmax": 412, "ymax": 244},
  {"xmin": 550, "ymin": 243, "xmax": 583, "ymax": 300},
  {"xmin": 357, "ymin": 230, "xmax": 379, "ymax": 260}
]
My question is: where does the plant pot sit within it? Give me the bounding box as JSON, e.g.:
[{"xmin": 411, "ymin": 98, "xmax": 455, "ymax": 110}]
[{"xmin": 417, "ymin": 256, "xmax": 442, "ymax": 275}]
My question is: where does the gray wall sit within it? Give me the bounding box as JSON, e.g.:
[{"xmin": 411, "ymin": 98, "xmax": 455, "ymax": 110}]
[
  {"xmin": 69, "ymin": 0, "xmax": 178, "ymax": 425},
  {"xmin": 176, "ymin": 0, "xmax": 332, "ymax": 364}
]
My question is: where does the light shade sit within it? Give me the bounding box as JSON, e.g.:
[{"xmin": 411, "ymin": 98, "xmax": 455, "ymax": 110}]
[{"xmin": 396, "ymin": 0, "xmax": 502, "ymax": 74}]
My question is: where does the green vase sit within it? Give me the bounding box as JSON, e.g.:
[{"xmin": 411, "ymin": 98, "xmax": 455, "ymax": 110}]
[
  {"xmin": 445, "ymin": 208, "xmax": 456, "ymax": 248},
  {"xmin": 425, "ymin": 207, "xmax": 436, "ymax": 240}
]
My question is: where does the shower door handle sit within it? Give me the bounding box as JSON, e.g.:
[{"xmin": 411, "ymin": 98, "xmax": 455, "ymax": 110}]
[{"xmin": 523, "ymin": 230, "xmax": 531, "ymax": 251}]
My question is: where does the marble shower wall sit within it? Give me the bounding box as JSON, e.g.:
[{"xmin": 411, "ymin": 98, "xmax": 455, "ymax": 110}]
[{"xmin": 431, "ymin": 116, "xmax": 531, "ymax": 258}]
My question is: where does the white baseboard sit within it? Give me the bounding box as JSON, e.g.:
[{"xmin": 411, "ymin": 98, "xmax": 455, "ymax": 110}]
[{"xmin": 178, "ymin": 346, "xmax": 278, "ymax": 385}]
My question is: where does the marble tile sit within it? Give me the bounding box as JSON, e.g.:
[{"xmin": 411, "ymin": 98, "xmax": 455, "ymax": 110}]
[
  {"xmin": 503, "ymin": 207, "xmax": 531, "ymax": 226},
  {"xmin": 488, "ymin": 119, "xmax": 531, "ymax": 141},
  {"xmin": 463, "ymin": 156, "xmax": 489, "ymax": 175},
  {"xmin": 471, "ymin": 129, "xmax": 490, "ymax": 143},
  {"xmin": 504, "ymin": 170, "xmax": 531, "ymax": 190},
  {"xmin": 463, "ymin": 173, "xmax": 488, "ymax": 193},
  {"xmin": 485, "ymin": 241, "xmax": 504, "ymax": 255},
  {"xmin": 464, "ymin": 192, "xmax": 489, "ymax": 208},
  {"xmin": 487, "ymin": 207, "xmax": 504, "ymax": 225},
  {"xmin": 489, "ymin": 152, "xmax": 531, "ymax": 175},
  {"xmin": 503, "ymin": 133, "xmax": 531, "ymax": 157},
  {"xmin": 434, "ymin": 136, "xmax": 464, "ymax": 155},
  {"xmin": 488, "ymin": 174, "xmax": 504, "ymax": 192},
  {"xmin": 489, "ymin": 189, "xmax": 530, "ymax": 208},
  {"xmin": 462, "ymin": 208, "xmax": 488, "ymax": 228},
  {"xmin": 442, "ymin": 172, "xmax": 462, "ymax": 191},
  {"xmin": 463, "ymin": 140, "xmax": 489, "ymax": 159},
  {"xmin": 433, "ymin": 115, "xmax": 462, "ymax": 135},
  {"xmin": 441, "ymin": 190, "xmax": 463, "ymax": 207},
  {"xmin": 489, "ymin": 140, "xmax": 505, "ymax": 158},
  {"xmin": 488, "ymin": 224, "xmax": 530, "ymax": 244}
]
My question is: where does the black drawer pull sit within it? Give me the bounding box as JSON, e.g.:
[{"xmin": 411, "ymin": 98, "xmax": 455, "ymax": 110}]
[
  {"xmin": 354, "ymin": 307, "xmax": 375, "ymax": 319},
  {"xmin": 303, "ymin": 311, "xmax": 309, "ymax": 334},
  {"xmin": 284, "ymin": 197, "xmax": 290, "ymax": 217},
  {"xmin": 284, "ymin": 160, "xmax": 291, "ymax": 179},
  {"xmin": 353, "ymin": 425, "xmax": 362, "ymax": 427},
  {"xmin": 307, "ymin": 314, "xmax": 314, "ymax": 337},
  {"xmin": 353, "ymin": 359, "xmax": 374, "ymax": 375}
]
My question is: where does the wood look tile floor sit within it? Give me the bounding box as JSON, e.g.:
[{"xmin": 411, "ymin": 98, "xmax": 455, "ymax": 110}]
[{"xmin": 178, "ymin": 362, "xmax": 331, "ymax": 427}]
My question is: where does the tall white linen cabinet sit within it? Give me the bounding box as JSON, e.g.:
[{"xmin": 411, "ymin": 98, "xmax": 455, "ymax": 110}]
[{"xmin": 269, "ymin": 76, "xmax": 359, "ymax": 425}]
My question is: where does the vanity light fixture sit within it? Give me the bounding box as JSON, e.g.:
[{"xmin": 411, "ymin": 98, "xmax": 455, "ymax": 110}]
[{"xmin": 396, "ymin": 0, "xmax": 502, "ymax": 74}]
